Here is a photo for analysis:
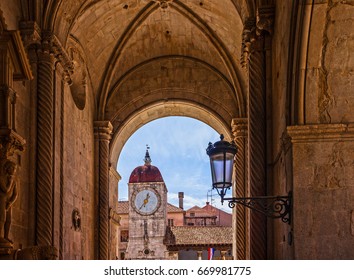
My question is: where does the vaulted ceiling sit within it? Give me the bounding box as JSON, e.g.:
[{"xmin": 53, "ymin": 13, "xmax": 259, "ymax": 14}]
[{"xmin": 8, "ymin": 0, "xmax": 260, "ymax": 137}]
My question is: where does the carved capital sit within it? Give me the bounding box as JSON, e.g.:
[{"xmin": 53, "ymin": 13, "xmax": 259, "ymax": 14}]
[
  {"xmin": 231, "ymin": 118, "xmax": 248, "ymax": 139},
  {"xmin": 241, "ymin": 18, "xmax": 257, "ymax": 67},
  {"xmin": 241, "ymin": 5, "xmax": 274, "ymax": 67},
  {"xmin": 94, "ymin": 121, "xmax": 113, "ymax": 141},
  {"xmin": 20, "ymin": 25, "xmax": 74, "ymax": 82}
]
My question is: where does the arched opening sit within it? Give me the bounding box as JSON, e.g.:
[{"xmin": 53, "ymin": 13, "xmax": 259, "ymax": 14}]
[
  {"xmin": 109, "ymin": 101, "xmax": 234, "ymax": 169},
  {"xmin": 116, "ymin": 116, "xmax": 231, "ymax": 211}
]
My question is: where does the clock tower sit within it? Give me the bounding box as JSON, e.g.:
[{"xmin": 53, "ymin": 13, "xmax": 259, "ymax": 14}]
[{"xmin": 125, "ymin": 148, "xmax": 168, "ymax": 259}]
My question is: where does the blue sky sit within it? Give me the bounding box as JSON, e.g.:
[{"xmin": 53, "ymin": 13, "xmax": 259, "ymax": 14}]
[{"xmin": 116, "ymin": 116, "xmax": 232, "ymax": 213}]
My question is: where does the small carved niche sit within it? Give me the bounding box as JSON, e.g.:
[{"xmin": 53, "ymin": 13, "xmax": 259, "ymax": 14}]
[{"xmin": 72, "ymin": 208, "xmax": 81, "ymax": 231}]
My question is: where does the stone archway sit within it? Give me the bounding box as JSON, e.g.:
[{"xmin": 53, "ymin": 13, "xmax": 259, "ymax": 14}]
[{"xmin": 109, "ymin": 101, "xmax": 234, "ymax": 168}]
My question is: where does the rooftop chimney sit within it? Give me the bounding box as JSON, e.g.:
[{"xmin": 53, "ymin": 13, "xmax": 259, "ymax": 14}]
[{"xmin": 178, "ymin": 192, "xmax": 184, "ymax": 210}]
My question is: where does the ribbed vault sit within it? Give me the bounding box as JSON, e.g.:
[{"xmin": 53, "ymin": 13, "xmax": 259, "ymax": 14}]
[
  {"xmin": 47, "ymin": 0, "xmax": 250, "ymax": 131},
  {"xmin": 45, "ymin": 0, "xmax": 251, "ymax": 167}
]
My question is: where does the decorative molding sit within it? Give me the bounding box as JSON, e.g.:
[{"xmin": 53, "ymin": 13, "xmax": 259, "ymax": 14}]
[
  {"xmin": 0, "ymin": 29, "xmax": 33, "ymax": 81},
  {"xmin": 287, "ymin": 124, "xmax": 354, "ymax": 143}
]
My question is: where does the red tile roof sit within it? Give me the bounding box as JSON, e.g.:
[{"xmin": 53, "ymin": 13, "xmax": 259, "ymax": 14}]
[{"xmin": 165, "ymin": 226, "xmax": 232, "ymax": 246}]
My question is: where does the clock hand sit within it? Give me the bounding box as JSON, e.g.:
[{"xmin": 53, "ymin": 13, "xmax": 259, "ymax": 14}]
[{"xmin": 139, "ymin": 193, "xmax": 151, "ymax": 210}]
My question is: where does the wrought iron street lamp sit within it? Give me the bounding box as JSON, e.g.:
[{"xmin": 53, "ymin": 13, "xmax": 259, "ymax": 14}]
[{"xmin": 206, "ymin": 134, "xmax": 292, "ymax": 224}]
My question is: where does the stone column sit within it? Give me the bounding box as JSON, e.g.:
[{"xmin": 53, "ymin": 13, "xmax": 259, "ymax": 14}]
[
  {"xmin": 35, "ymin": 32, "xmax": 55, "ymax": 247},
  {"xmin": 231, "ymin": 118, "xmax": 248, "ymax": 260},
  {"xmin": 197, "ymin": 250, "xmax": 203, "ymax": 260},
  {"xmin": 94, "ymin": 121, "xmax": 113, "ymax": 260},
  {"xmin": 242, "ymin": 6, "xmax": 274, "ymax": 260},
  {"xmin": 248, "ymin": 36, "xmax": 267, "ymax": 260}
]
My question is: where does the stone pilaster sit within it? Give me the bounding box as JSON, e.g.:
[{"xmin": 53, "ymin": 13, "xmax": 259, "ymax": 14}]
[
  {"xmin": 231, "ymin": 118, "xmax": 248, "ymax": 260},
  {"xmin": 94, "ymin": 121, "xmax": 113, "ymax": 260}
]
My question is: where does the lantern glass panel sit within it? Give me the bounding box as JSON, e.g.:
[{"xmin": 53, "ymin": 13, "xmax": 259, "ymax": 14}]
[{"xmin": 209, "ymin": 152, "xmax": 234, "ymax": 188}]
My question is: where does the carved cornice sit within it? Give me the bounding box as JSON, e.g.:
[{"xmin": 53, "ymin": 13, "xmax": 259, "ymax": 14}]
[{"xmin": 287, "ymin": 124, "xmax": 354, "ymax": 143}]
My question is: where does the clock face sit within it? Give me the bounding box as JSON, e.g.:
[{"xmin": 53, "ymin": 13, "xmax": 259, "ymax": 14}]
[{"xmin": 133, "ymin": 189, "xmax": 160, "ymax": 215}]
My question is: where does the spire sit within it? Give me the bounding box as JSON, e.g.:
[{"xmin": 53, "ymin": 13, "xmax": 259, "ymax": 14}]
[{"xmin": 144, "ymin": 145, "xmax": 152, "ymax": 165}]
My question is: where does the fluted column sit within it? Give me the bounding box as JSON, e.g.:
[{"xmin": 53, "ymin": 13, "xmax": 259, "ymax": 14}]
[
  {"xmin": 94, "ymin": 121, "xmax": 113, "ymax": 260},
  {"xmin": 35, "ymin": 33, "xmax": 55, "ymax": 246},
  {"xmin": 231, "ymin": 118, "xmax": 248, "ymax": 260}
]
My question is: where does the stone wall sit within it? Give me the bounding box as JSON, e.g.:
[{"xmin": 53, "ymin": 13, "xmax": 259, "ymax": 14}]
[
  {"xmin": 285, "ymin": 0, "xmax": 354, "ymax": 259},
  {"xmin": 305, "ymin": 1, "xmax": 354, "ymax": 124},
  {"xmin": 288, "ymin": 125, "xmax": 354, "ymax": 259},
  {"xmin": 61, "ymin": 73, "xmax": 95, "ymax": 259}
]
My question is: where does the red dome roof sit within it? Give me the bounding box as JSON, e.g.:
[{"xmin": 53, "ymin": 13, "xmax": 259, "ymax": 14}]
[{"xmin": 128, "ymin": 164, "xmax": 164, "ymax": 183}]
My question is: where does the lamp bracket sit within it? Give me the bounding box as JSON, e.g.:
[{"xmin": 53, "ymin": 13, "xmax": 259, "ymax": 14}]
[{"xmin": 224, "ymin": 191, "xmax": 292, "ymax": 224}]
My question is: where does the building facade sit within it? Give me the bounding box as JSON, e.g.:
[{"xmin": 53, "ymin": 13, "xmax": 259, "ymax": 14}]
[{"xmin": 0, "ymin": 0, "xmax": 353, "ymax": 260}]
